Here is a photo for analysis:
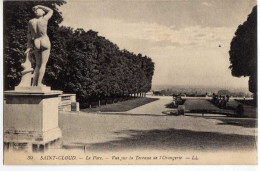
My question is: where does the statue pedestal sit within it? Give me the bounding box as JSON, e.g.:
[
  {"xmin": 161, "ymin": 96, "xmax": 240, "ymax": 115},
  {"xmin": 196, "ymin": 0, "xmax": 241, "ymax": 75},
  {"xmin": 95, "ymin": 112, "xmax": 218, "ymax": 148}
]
[
  {"xmin": 4, "ymin": 87, "xmax": 63, "ymax": 152},
  {"xmin": 15, "ymin": 85, "xmax": 51, "ymax": 92}
]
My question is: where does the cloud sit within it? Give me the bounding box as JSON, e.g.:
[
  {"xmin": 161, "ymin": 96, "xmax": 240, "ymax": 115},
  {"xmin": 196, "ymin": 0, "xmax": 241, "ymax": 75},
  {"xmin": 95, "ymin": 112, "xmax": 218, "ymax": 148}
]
[
  {"xmin": 62, "ymin": 17, "xmax": 236, "ymax": 50},
  {"xmin": 60, "ymin": 0, "xmax": 257, "ymax": 29},
  {"xmin": 202, "ymin": 2, "xmax": 213, "ymax": 7}
]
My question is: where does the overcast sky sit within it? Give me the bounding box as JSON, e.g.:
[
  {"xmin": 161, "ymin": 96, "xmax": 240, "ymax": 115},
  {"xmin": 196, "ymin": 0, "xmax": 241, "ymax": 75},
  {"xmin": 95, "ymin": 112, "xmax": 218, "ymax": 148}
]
[{"xmin": 60, "ymin": 0, "xmax": 257, "ymax": 89}]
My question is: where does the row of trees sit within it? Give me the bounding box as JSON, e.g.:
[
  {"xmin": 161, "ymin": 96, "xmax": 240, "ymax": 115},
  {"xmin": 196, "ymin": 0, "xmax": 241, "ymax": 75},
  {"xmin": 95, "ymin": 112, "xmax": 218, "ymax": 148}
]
[{"xmin": 4, "ymin": 1, "xmax": 154, "ymax": 106}]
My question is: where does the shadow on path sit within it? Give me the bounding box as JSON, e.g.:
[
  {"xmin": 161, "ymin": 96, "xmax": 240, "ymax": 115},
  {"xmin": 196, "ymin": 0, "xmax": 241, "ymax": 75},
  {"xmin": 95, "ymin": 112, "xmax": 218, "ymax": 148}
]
[
  {"xmin": 68, "ymin": 128, "xmax": 257, "ymax": 152},
  {"xmin": 215, "ymin": 118, "xmax": 257, "ymax": 128},
  {"xmin": 185, "ymin": 115, "xmax": 257, "ymax": 128}
]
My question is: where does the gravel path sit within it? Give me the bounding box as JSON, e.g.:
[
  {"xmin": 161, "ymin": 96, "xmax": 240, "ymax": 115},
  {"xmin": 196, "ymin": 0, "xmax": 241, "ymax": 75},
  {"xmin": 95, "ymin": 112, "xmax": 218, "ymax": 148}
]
[{"xmin": 59, "ymin": 97, "xmax": 257, "ymax": 153}]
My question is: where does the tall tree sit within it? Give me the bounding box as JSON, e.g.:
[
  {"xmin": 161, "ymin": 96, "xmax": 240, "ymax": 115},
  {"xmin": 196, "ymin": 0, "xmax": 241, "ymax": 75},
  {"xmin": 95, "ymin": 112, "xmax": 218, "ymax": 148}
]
[{"xmin": 229, "ymin": 5, "xmax": 257, "ymax": 98}]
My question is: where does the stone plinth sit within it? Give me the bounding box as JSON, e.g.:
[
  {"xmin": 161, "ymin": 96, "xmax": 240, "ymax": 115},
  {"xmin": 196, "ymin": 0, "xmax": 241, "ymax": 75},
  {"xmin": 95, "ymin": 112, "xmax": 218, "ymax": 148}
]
[
  {"xmin": 15, "ymin": 85, "xmax": 51, "ymax": 92},
  {"xmin": 4, "ymin": 88, "xmax": 63, "ymax": 149}
]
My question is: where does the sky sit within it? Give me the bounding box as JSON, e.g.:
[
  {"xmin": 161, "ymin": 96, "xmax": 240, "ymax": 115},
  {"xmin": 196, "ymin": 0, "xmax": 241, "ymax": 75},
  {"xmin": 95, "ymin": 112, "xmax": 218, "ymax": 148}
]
[{"xmin": 59, "ymin": 0, "xmax": 257, "ymax": 89}]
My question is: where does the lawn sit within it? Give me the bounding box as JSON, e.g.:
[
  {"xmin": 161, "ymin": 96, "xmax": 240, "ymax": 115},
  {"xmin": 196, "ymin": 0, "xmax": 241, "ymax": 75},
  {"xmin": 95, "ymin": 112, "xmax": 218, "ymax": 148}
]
[
  {"xmin": 183, "ymin": 99, "xmax": 236, "ymax": 115},
  {"xmin": 82, "ymin": 97, "xmax": 159, "ymax": 112},
  {"xmin": 184, "ymin": 99, "xmax": 220, "ymax": 111}
]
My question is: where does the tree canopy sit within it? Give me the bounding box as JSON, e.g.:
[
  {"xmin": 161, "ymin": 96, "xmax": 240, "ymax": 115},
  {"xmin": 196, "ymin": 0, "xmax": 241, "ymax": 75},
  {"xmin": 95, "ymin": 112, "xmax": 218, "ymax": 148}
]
[
  {"xmin": 229, "ymin": 5, "xmax": 257, "ymax": 94},
  {"xmin": 217, "ymin": 90, "xmax": 231, "ymax": 96},
  {"xmin": 4, "ymin": 1, "xmax": 155, "ymax": 105}
]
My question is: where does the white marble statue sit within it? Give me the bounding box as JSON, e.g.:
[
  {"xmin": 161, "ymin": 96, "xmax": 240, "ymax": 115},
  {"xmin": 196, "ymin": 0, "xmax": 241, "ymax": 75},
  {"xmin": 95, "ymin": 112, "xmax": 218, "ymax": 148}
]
[{"xmin": 19, "ymin": 5, "xmax": 53, "ymax": 87}]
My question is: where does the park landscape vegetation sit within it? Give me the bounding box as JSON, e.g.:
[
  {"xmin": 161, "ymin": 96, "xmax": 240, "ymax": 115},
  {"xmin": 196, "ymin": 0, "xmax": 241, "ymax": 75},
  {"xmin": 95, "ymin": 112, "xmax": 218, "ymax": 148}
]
[
  {"xmin": 229, "ymin": 5, "xmax": 257, "ymax": 100},
  {"xmin": 3, "ymin": 0, "xmax": 257, "ymax": 111},
  {"xmin": 3, "ymin": 0, "xmax": 155, "ymax": 108}
]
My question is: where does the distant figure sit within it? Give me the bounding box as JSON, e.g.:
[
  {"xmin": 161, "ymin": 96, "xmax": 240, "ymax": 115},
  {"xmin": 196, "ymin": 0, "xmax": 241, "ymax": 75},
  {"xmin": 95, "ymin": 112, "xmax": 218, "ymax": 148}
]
[
  {"xmin": 172, "ymin": 97, "xmax": 176, "ymax": 107},
  {"xmin": 226, "ymin": 95, "xmax": 230, "ymax": 102},
  {"xmin": 212, "ymin": 93, "xmax": 217, "ymax": 103},
  {"xmin": 24, "ymin": 5, "xmax": 53, "ymax": 87}
]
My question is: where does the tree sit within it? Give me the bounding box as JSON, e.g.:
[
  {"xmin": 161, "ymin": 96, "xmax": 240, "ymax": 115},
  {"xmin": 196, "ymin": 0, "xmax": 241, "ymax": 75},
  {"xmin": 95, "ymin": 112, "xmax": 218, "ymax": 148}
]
[
  {"xmin": 229, "ymin": 5, "xmax": 257, "ymax": 98},
  {"xmin": 217, "ymin": 90, "xmax": 231, "ymax": 96}
]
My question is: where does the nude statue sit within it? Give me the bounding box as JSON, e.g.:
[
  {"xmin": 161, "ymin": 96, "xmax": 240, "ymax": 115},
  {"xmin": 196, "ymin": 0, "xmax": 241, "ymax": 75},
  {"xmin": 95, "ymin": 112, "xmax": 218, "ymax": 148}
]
[{"xmin": 24, "ymin": 5, "xmax": 53, "ymax": 87}]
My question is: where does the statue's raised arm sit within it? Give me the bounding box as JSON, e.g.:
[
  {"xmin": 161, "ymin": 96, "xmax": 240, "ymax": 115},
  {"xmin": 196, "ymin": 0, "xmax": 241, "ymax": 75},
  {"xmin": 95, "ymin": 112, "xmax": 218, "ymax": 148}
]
[{"xmin": 33, "ymin": 5, "xmax": 53, "ymax": 20}]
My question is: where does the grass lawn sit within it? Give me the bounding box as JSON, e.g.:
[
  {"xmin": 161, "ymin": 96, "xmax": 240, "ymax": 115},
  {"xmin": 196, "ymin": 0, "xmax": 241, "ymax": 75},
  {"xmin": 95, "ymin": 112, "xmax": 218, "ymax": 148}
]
[
  {"xmin": 235, "ymin": 99, "xmax": 257, "ymax": 107},
  {"xmin": 184, "ymin": 99, "xmax": 220, "ymax": 111},
  {"xmin": 183, "ymin": 99, "xmax": 237, "ymax": 115},
  {"xmin": 81, "ymin": 97, "xmax": 159, "ymax": 112}
]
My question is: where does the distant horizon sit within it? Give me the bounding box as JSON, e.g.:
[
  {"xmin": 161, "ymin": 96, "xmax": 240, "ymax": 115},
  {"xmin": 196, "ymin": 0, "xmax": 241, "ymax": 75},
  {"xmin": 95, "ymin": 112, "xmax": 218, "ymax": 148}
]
[{"xmin": 151, "ymin": 83, "xmax": 250, "ymax": 93}]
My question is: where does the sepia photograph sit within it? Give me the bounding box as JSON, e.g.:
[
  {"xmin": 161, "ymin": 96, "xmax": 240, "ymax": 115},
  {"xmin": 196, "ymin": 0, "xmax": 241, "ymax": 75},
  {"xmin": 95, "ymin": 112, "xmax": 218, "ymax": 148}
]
[{"xmin": 1, "ymin": 0, "xmax": 258, "ymax": 165}]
